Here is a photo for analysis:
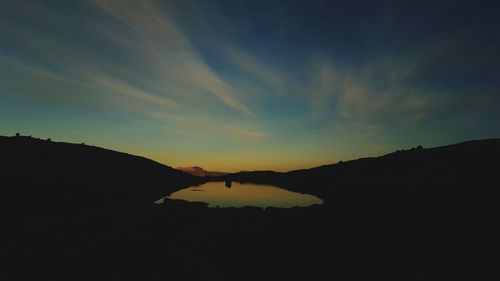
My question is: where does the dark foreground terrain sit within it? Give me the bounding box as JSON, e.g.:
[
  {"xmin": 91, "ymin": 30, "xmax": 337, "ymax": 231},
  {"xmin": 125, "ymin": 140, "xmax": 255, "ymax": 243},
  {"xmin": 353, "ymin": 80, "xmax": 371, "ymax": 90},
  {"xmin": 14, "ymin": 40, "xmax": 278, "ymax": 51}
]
[{"xmin": 2, "ymin": 135, "xmax": 499, "ymax": 280}]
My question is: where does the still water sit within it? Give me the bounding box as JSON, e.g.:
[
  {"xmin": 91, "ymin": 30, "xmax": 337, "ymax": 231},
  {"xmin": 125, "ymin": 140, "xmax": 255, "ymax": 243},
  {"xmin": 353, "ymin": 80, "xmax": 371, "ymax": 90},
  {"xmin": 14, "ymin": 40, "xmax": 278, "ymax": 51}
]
[{"xmin": 156, "ymin": 181, "xmax": 323, "ymax": 208}]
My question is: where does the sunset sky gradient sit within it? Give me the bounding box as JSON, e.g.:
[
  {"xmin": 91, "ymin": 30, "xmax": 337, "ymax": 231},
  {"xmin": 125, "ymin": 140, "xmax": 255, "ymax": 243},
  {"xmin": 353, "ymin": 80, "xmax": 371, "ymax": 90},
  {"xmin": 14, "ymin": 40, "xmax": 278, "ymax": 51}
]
[{"xmin": 1, "ymin": 0, "xmax": 499, "ymax": 171}]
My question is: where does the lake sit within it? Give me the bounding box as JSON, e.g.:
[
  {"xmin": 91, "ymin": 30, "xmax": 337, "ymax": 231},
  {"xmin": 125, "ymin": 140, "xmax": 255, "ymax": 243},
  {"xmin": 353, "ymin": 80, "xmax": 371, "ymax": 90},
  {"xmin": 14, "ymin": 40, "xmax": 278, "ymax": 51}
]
[{"xmin": 156, "ymin": 181, "xmax": 323, "ymax": 208}]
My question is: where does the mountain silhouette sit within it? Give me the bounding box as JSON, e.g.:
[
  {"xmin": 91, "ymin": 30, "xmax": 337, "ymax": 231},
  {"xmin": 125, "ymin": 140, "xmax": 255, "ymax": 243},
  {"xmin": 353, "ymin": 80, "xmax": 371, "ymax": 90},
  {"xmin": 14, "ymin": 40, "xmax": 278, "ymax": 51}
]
[{"xmin": 177, "ymin": 166, "xmax": 227, "ymax": 177}]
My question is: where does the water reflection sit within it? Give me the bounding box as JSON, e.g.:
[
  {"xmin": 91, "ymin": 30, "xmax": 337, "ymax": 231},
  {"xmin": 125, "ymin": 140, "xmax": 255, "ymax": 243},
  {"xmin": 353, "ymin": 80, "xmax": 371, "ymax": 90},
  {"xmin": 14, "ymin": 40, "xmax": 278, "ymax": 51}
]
[{"xmin": 157, "ymin": 181, "xmax": 323, "ymax": 208}]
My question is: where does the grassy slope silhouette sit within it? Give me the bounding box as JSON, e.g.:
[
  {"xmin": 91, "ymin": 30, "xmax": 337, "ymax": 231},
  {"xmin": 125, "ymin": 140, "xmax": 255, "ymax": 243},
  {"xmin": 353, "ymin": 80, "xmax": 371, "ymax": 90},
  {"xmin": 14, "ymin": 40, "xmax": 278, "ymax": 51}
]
[{"xmin": 1, "ymin": 135, "xmax": 201, "ymax": 220}]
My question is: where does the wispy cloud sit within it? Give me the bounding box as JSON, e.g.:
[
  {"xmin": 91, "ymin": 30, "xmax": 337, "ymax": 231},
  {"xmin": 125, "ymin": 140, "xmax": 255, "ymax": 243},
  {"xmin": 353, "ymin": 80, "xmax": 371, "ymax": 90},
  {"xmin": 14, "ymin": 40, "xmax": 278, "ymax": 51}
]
[
  {"xmin": 1, "ymin": 0, "xmax": 253, "ymax": 116},
  {"xmin": 91, "ymin": 0, "xmax": 252, "ymax": 115},
  {"xmin": 227, "ymin": 127, "xmax": 267, "ymax": 140},
  {"xmin": 304, "ymin": 56, "xmax": 432, "ymax": 131},
  {"xmin": 225, "ymin": 49, "xmax": 287, "ymax": 93},
  {"xmin": 146, "ymin": 110, "xmax": 267, "ymax": 141},
  {"xmin": 84, "ymin": 72, "xmax": 179, "ymax": 109}
]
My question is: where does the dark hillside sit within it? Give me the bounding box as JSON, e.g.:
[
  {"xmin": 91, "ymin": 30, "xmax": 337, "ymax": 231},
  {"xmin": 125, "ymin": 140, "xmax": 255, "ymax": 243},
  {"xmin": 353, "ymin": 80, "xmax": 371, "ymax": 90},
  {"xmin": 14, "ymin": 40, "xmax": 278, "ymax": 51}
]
[
  {"xmin": 1, "ymin": 135, "xmax": 200, "ymax": 220},
  {"xmin": 228, "ymin": 139, "xmax": 500, "ymax": 201},
  {"xmin": 4, "ymin": 136, "xmax": 499, "ymax": 280}
]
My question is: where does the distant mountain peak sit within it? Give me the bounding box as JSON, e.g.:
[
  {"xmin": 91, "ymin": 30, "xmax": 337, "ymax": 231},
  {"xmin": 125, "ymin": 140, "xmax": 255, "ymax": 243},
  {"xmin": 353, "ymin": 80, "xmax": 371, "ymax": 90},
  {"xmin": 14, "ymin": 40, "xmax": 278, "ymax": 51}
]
[{"xmin": 177, "ymin": 166, "xmax": 226, "ymax": 177}]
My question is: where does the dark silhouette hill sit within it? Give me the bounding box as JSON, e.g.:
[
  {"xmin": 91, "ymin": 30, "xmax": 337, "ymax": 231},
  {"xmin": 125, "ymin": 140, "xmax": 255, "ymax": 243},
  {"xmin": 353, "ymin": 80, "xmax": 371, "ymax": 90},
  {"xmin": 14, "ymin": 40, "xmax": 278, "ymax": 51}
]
[
  {"xmin": 1, "ymin": 135, "xmax": 201, "ymax": 222},
  {"xmin": 4, "ymin": 135, "xmax": 498, "ymax": 280},
  {"xmin": 224, "ymin": 139, "xmax": 500, "ymax": 199}
]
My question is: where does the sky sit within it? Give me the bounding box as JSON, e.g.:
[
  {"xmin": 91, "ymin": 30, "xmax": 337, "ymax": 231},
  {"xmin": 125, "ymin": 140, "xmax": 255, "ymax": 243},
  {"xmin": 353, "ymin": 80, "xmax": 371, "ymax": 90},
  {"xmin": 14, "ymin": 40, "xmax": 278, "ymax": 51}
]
[{"xmin": 1, "ymin": 0, "xmax": 499, "ymax": 172}]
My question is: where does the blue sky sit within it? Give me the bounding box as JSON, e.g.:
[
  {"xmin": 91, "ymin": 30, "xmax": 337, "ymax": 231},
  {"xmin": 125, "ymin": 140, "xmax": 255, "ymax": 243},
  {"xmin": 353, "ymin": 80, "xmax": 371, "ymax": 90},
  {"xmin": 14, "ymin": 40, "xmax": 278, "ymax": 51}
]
[{"xmin": 1, "ymin": 0, "xmax": 499, "ymax": 171}]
